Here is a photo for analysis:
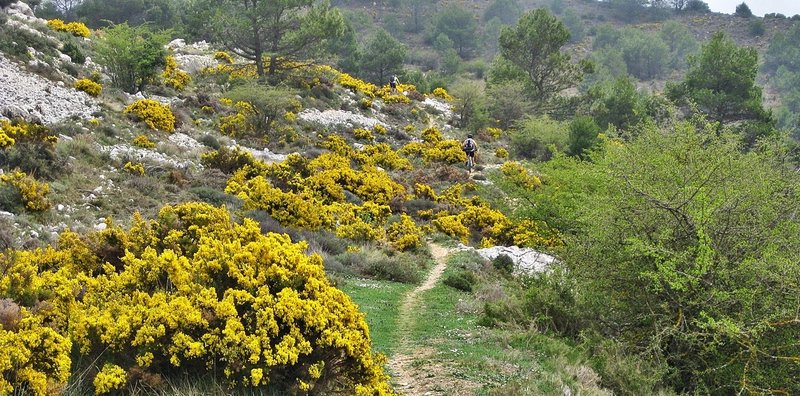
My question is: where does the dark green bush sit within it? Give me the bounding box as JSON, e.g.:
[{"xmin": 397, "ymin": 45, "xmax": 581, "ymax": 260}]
[
  {"xmin": 734, "ymin": 2, "xmax": 752, "ymax": 17},
  {"xmin": 198, "ymin": 134, "xmax": 221, "ymax": 149},
  {"xmin": 477, "ymin": 297, "xmax": 526, "ymax": 327},
  {"xmin": 365, "ymin": 254, "xmax": 422, "ymax": 284},
  {"xmin": 492, "ymin": 254, "xmax": 514, "ymax": 275},
  {"xmin": 200, "ymin": 146, "xmax": 255, "ymax": 174},
  {"xmin": 523, "ymin": 267, "xmax": 581, "ymax": 336},
  {"xmin": 749, "ymin": 20, "xmax": 765, "ymax": 36},
  {"xmin": 303, "ymin": 230, "xmax": 349, "ymax": 256},
  {"xmin": 188, "ymin": 186, "xmax": 241, "ymax": 207},
  {"xmin": 62, "ymin": 41, "xmax": 85, "ymax": 64},
  {"xmin": 443, "ymin": 270, "xmax": 477, "ymax": 292}
]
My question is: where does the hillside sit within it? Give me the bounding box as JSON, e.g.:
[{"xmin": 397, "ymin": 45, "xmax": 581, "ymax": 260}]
[{"xmin": 2, "ymin": 0, "xmax": 800, "ymax": 395}]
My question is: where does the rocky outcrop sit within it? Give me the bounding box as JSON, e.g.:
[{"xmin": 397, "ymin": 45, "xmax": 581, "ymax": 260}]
[
  {"xmin": 460, "ymin": 244, "xmax": 557, "ymax": 275},
  {"xmin": 0, "ymin": 55, "xmax": 100, "ymax": 124},
  {"xmin": 298, "ymin": 108, "xmax": 388, "ymax": 129}
]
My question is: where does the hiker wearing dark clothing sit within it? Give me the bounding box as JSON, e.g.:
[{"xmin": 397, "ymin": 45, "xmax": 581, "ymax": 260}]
[
  {"xmin": 462, "ymin": 134, "xmax": 478, "ymax": 172},
  {"xmin": 390, "ymin": 75, "xmax": 399, "ymax": 93}
]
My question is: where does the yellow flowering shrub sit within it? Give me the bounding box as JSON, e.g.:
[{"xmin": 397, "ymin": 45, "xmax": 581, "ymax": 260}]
[
  {"xmin": 404, "ymin": 124, "xmax": 416, "ymax": 133},
  {"xmin": 374, "ymin": 124, "xmax": 387, "ymax": 135},
  {"xmin": 495, "ymin": 147, "xmax": 509, "ymax": 159},
  {"xmin": 75, "ymin": 78, "xmax": 102, "ymax": 97},
  {"xmin": 386, "ymin": 214, "xmax": 422, "ymax": 251},
  {"xmin": 162, "ymin": 55, "xmax": 191, "ymax": 91},
  {"xmin": 124, "ymin": 99, "xmax": 176, "ymax": 133},
  {"xmin": 353, "ymin": 128, "xmax": 374, "ymax": 141},
  {"xmin": 360, "ymin": 98, "xmax": 373, "ymax": 109},
  {"xmin": 360, "ymin": 143, "xmax": 413, "ymax": 171},
  {"xmin": 339, "ymin": 73, "xmax": 378, "ymax": 98},
  {"xmin": 0, "ymin": 315, "xmax": 72, "ymax": 396},
  {"xmin": 124, "ymin": 161, "xmax": 145, "ymax": 175},
  {"xmin": 486, "ymin": 127, "xmax": 503, "ymax": 139},
  {"xmin": 93, "ymin": 364, "xmax": 127, "ymax": 394},
  {"xmin": 88, "ymin": 118, "xmax": 100, "ymax": 126},
  {"xmin": 219, "ymin": 101, "xmax": 255, "ymax": 136},
  {"xmin": 414, "ymin": 183, "xmax": 438, "ymax": 201},
  {"xmin": 214, "ymin": 51, "xmax": 234, "ymax": 64},
  {"xmin": 431, "ymin": 87, "xmax": 453, "ymax": 101},
  {"xmin": 47, "ymin": 19, "xmax": 90, "ymax": 37},
  {"xmin": 132, "ymin": 134, "xmax": 156, "ymax": 149},
  {"xmin": 421, "ymin": 127, "xmax": 443, "ymax": 144},
  {"xmin": 284, "ymin": 111, "xmax": 297, "ymax": 122},
  {"xmin": 0, "ymin": 203, "xmax": 396, "ymax": 394},
  {"xmin": 501, "ymin": 161, "xmax": 542, "ymax": 189},
  {"xmin": 0, "ymin": 170, "xmax": 51, "ymax": 211},
  {"xmin": 432, "ymin": 215, "xmax": 470, "ymax": 243},
  {"xmin": 0, "ymin": 120, "xmax": 58, "ymax": 149}
]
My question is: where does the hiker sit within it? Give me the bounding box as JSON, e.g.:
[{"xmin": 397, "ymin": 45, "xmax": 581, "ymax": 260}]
[
  {"xmin": 390, "ymin": 75, "xmax": 399, "ymax": 93},
  {"xmin": 462, "ymin": 134, "xmax": 478, "ymax": 172}
]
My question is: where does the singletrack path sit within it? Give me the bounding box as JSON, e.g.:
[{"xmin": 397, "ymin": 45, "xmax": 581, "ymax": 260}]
[{"xmin": 388, "ymin": 243, "xmax": 477, "ymax": 396}]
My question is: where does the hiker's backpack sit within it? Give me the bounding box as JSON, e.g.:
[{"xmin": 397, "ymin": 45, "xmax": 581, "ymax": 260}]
[{"xmin": 464, "ymin": 139, "xmax": 475, "ymax": 153}]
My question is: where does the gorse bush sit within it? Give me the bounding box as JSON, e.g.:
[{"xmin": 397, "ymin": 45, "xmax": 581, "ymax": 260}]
[
  {"xmin": 0, "ymin": 203, "xmax": 396, "ymax": 394},
  {"xmin": 47, "ymin": 19, "xmax": 91, "ymax": 37},
  {"xmin": 74, "ymin": 78, "xmax": 102, "ymax": 97},
  {"xmin": 124, "ymin": 99, "xmax": 176, "ymax": 132},
  {"xmin": 162, "ymin": 55, "xmax": 191, "ymax": 91}
]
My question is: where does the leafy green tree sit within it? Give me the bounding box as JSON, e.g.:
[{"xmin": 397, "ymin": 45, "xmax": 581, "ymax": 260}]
[
  {"xmin": 619, "ymin": 28, "xmax": 668, "ymax": 80},
  {"xmin": 450, "ymin": 79, "xmax": 488, "ymax": 131},
  {"xmin": 667, "ymin": 32, "xmax": 769, "ymax": 124},
  {"xmin": 487, "ymin": 82, "xmax": 533, "ymax": 129},
  {"xmin": 734, "ymin": 2, "xmax": 752, "ymax": 17},
  {"xmin": 495, "ymin": 8, "xmax": 588, "ymax": 109},
  {"xmin": 567, "ymin": 121, "xmax": 800, "ymax": 393},
  {"xmin": 561, "ymin": 9, "xmax": 584, "ymax": 44},
  {"xmin": 404, "ymin": 0, "xmax": 429, "ymax": 33},
  {"xmin": 659, "ymin": 20, "xmax": 698, "ymax": 69},
  {"xmin": 588, "ymin": 75, "xmax": 650, "ymax": 131},
  {"xmin": 93, "ymin": 23, "xmax": 168, "ymax": 93},
  {"xmin": 684, "ymin": 0, "xmax": 710, "ymax": 12},
  {"xmin": 567, "ymin": 116, "xmax": 601, "ymax": 158},
  {"xmin": 224, "ymin": 82, "xmax": 297, "ymax": 138},
  {"xmin": 431, "ymin": 5, "xmax": 477, "ymax": 58},
  {"xmin": 510, "ymin": 116, "xmax": 570, "ymax": 161},
  {"xmin": 483, "ymin": 0, "xmax": 521, "ymax": 24},
  {"xmin": 209, "ymin": 0, "xmax": 345, "ymax": 81},
  {"xmin": 75, "ymin": 0, "xmax": 177, "ymax": 29},
  {"xmin": 359, "ymin": 28, "xmax": 406, "ymax": 85}
]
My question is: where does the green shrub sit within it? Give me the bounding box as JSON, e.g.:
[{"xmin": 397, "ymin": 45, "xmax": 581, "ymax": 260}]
[
  {"xmin": 568, "ymin": 116, "xmax": 601, "ymax": 158},
  {"xmin": 511, "ymin": 116, "xmax": 568, "ymax": 161},
  {"xmin": 523, "ymin": 267, "xmax": 581, "ymax": 336},
  {"xmin": 443, "ymin": 270, "xmax": 477, "ymax": 292},
  {"xmin": 365, "ymin": 253, "xmax": 422, "ymax": 284},
  {"xmin": 198, "ymin": 134, "xmax": 221, "ymax": 149},
  {"xmin": 62, "ymin": 41, "xmax": 85, "ymax": 64},
  {"xmin": 492, "ymin": 254, "xmax": 514, "ymax": 275},
  {"xmin": 749, "ymin": 20, "xmax": 765, "ymax": 36},
  {"xmin": 478, "ymin": 297, "xmax": 525, "ymax": 327},
  {"xmin": 188, "ymin": 186, "xmax": 241, "ymax": 207},
  {"xmin": 734, "ymin": 2, "xmax": 752, "ymax": 17}
]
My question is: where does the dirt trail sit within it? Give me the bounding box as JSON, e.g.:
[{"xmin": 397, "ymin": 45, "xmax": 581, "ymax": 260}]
[{"xmin": 388, "ymin": 243, "xmax": 476, "ymax": 396}]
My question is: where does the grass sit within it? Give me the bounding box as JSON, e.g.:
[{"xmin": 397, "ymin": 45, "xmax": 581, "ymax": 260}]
[{"xmin": 339, "ymin": 277, "xmax": 413, "ymax": 355}]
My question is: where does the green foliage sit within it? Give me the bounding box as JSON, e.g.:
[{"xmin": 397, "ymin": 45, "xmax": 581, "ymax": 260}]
[
  {"xmin": 93, "ymin": 23, "xmax": 168, "ymax": 94},
  {"xmin": 667, "ymin": 32, "xmax": 769, "ymax": 124},
  {"xmin": 491, "ymin": 254, "xmax": 513, "ymax": 274},
  {"xmin": 359, "ymin": 28, "xmax": 406, "ymax": 85},
  {"xmin": 450, "ymin": 79, "xmax": 489, "ymax": 130},
  {"xmin": 61, "ymin": 41, "xmax": 85, "ymax": 64},
  {"xmin": 619, "ymin": 28, "xmax": 668, "ymax": 79},
  {"xmin": 483, "ymin": 0, "xmax": 521, "ymax": 24},
  {"xmin": 588, "ymin": 75, "xmax": 650, "ymax": 132},
  {"xmin": 748, "ymin": 19, "xmax": 765, "ymax": 36},
  {"xmin": 567, "ymin": 121, "xmax": 800, "ymax": 393},
  {"xmin": 560, "ymin": 8, "xmax": 584, "ymax": 43},
  {"xmin": 659, "ymin": 20, "xmax": 698, "ymax": 70},
  {"xmin": 442, "ymin": 270, "xmax": 477, "ymax": 292},
  {"xmin": 430, "ymin": 4, "xmax": 478, "ymax": 58},
  {"xmin": 510, "ymin": 116, "xmax": 568, "ymax": 161},
  {"xmin": 494, "ymin": 8, "xmax": 585, "ymax": 109},
  {"xmin": 224, "ymin": 83, "xmax": 297, "ymax": 139},
  {"xmin": 209, "ymin": 0, "xmax": 345, "ymax": 80},
  {"xmin": 567, "ymin": 116, "xmax": 601, "ymax": 158},
  {"xmin": 684, "ymin": 0, "xmax": 710, "ymax": 13},
  {"xmin": 487, "ymin": 82, "xmax": 533, "ymax": 129},
  {"xmin": 75, "ymin": 0, "xmax": 177, "ymax": 29},
  {"xmin": 523, "ymin": 267, "xmax": 581, "ymax": 336},
  {"xmin": 734, "ymin": 2, "xmax": 752, "ymax": 17}
]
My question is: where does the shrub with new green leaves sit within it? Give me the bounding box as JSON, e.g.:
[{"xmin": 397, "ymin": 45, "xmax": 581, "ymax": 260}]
[{"xmin": 94, "ymin": 23, "xmax": 168, "ymax": 93}]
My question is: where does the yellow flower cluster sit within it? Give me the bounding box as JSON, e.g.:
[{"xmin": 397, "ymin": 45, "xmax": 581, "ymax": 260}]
[
  {"xmin": 214, "ymin": 51, "xmax": 234, "ymax": 64},
  {"xmin": 360, "ymin": 98, "xmax": 373, "ymax": 109},
  {"xmin": 338, "ymin": 73, "xmax": 417, "ymax": 104},
  {"xmin": 431, "ymin": 87, "xmax": 454, "ymax": 101},
  {"xmin": 486, "ymin": 127, "xmax": 503, "ymax": 139},
  {"xmin": 353, "ymin": 128, "xmax": 374, "ymax": 141},
  {"xmin": 495, "ymin": 147, "xmax": 509, "ymax": 159},
  {"xmin": 162, "ymin": 55, "xmax": 191, "ymax": 91},
  {"xmin": 284, "ymin": 111, "xmax": 297, "ymax": 122},
  {"xmin": 0, "ymin": 315, "xmax": 72, "ymax": 396},
  {"xmin": 339, "ymin": 73, "xmax": 379, "ymax": 97},
  {"xmin": 0, "ymin": 169, "xmax": 51, "ymax": 211},
  {"xmin": 386, "ymin": 214, "xmax": 422, "ymax": 251},
  {"xmin": 219, "ymin": 101, "xmax": 255, "ymax": 136},
  {"xmin": 132, "ymin": 134, "xmax": 156, "ymax": 149},
  {"xmin": 47, "ymin": 19, "xmax": 90, "ymax": 37},
  {"xmin": 200, "ymin": 146, "xmax": 256, "ymax": 174},
  {"xmin": 0, "ymin": 203, "xmax": 397, "ymax": 395},
  {"xmin": 74, "ymin": 78, "xmax": 102, "ymax": 97},
  {"xmin": 123, "ymin": 161, "xmax": 145, "ymax": 175},
  {"xmin": 124, "ymin": 99, "xmax": 176, "ymax": 133},
  {"xmin": 401, "ymin": 128, "xmax": 466, "ymax": 165},
  {"xmin": 93, "ymin": 364, "xmax": 127, "ymax": 394},
  {"xmin": 500, "ymin": 161, "xmax": 542, "ymax": 189},
  {"xmin": 374, "ymin": 124, "xmax": 387, "ymax": 135},
  {"xmin": 0, "ymin": 120, "xmax": 58, "ymax": 149}
]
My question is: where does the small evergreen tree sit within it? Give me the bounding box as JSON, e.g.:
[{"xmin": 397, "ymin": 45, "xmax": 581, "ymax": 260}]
[{"xmin": 734, "ymin": 2, "xmax": 752, "ymax": 17}]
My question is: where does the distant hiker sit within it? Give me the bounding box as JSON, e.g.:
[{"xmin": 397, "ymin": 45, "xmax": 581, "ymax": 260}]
[
  {"xmin": 462, "ymin": 134, "xmax": 478, "ymax": 172},
  {"xmin": 390, "ymin": 75, "xmax": 399, "ymax": 93}
]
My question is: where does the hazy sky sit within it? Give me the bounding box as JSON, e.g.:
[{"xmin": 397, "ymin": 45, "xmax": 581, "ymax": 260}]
[{"xmin": 704, "ymin": 0, "xmax": 800, "ymax": 16}]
